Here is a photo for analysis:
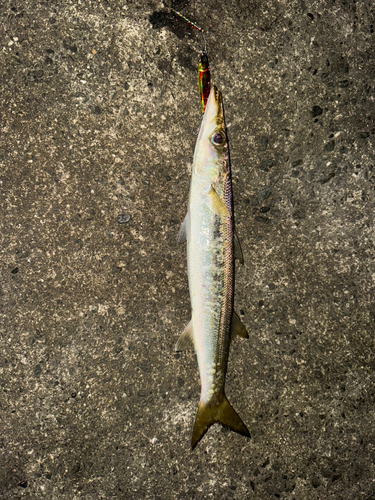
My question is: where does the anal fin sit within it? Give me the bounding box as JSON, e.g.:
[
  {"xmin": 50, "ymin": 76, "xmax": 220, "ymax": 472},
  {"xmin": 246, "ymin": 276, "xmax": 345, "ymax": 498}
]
[
  {"xmin": 231, "ymin": 311, "xmax": 249, "ymax": 339},
  {"xmin": 175, "ymin": 319, "xmax": 194, "ymax": 351},
  {"xmin": 178, "ymin": 214, "xmax": 188, "ymax": 244},
  {"xmin": 234, "ymin": 231, "xmax": 244, "ymax": 264}
]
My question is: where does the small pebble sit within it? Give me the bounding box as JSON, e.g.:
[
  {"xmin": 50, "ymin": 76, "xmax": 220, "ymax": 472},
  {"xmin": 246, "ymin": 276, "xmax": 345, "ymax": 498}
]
[
  {"xmin": 292, "ymin": 159, "xmax": 303, "ymax": 168},
  {"xmin": 338, "ymin": 80, "xmax": 349, "ymax": 88},
  {"xmin": 254, "ymin": 215, "xmax": 269, "ymax": 223},
  {"xmin": 92, "ymin": 105, "xmax": 102, "ymax": 115},
  {"xmin": 177, "ymin": 377, "xmax": 184, "ymax": 387},
  {"xmin": 258, "ymin": 187, "xmax": 272, "ymax": 201},
  {"xmin": 357, "ymin": 132, "xmax": 369, "ymax": 139},
  {"xmin": 117, "ymin": 214, "xmax": 131, "ymax": 224},
  {"xmin": 324, "ymin": 140, "xmax": 335, "ymax": 152},
  {"xmin": 260, "ymin": 159, "xmax": 274, "ymax": 171},
  {"xmin": 311, "ymin": 105, "xmax": 322, "ymax": 117}
]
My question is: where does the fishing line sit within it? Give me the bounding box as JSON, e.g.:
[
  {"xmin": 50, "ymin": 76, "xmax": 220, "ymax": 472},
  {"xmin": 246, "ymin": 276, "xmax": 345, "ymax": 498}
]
[
  {"xmin": 170, "ymin": 9, "xmax": 207, "ymax": 54},
  {"xmin": 169, "ymin": 8, "xmax": 210, "ymax": 113}
]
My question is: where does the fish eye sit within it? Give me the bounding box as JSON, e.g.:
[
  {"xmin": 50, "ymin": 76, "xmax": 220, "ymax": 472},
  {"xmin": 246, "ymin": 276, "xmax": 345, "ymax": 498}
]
[{"xmin": 211, "ymin": 131, "xmax": 225, "ymax": 147}]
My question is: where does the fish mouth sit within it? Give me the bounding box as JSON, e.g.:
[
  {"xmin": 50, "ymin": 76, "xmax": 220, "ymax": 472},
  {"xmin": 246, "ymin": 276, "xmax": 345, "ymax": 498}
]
[
  {"xmin": 206, "ymin": 85, "xmax": 221, "ymax": 109},
  {"xmin": 209, "ymin": 85, "xmax": 224, "ymax": 127},
  {"xmin": 213, "ymin": 85, "xmax": 221, "ymax": 104},
  {"xmin": 197, "ymin": 85, "xmax": 225, "ymax": 147}
]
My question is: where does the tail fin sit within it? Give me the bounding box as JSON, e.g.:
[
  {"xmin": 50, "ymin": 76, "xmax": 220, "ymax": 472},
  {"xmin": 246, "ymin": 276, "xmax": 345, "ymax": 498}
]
[{"xmin": 191, "ymin": 393, "xmax": 250, "ymax": 450}]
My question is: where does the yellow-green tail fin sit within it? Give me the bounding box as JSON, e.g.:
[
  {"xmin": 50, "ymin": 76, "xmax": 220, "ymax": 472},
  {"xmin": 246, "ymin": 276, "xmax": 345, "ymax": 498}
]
[{"xmin": 191, "ymin": 394, "xmax": 250, "ymax": 450}]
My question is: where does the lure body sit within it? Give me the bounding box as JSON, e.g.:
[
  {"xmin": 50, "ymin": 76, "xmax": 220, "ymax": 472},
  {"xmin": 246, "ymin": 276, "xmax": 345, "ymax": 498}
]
[
  {"xmin": 198, "ymin": 53, "xmax": 211, "ymax": 114},
  {"xmin": 177, "ymin": 87, "xmax": 250, "ymax": 449}
]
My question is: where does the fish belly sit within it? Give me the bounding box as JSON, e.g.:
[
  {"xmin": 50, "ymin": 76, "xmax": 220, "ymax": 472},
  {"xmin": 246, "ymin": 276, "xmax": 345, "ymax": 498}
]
[{"xmin": 187, "ymin": 180, "xmax": 233, "ymax": 404}]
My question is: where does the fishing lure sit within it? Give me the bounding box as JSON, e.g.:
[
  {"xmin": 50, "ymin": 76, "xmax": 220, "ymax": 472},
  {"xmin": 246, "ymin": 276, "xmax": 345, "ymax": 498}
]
[
  {"xmin": 170, "ymin": 10, "xmax": 211, "ymax": 113},
  {"xmin": 198, "ymin": 52, "xmax": 211, "ymax": 114}
]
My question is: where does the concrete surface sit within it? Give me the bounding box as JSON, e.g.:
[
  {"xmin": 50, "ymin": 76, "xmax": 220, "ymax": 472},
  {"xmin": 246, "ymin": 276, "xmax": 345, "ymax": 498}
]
[{"xmin": 1, "ymin": 0, "xmax": 374, "ymax": 498}]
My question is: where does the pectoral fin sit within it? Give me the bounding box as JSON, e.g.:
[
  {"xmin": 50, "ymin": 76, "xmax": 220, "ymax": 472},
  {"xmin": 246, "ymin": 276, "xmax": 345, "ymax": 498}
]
[
  {"xmin": 175, "ymin": 319, "xmax": 194, "ymax": 351},
  {"xmin": 231, "ymin": 311, "xmax": 249, "ymax": 339},
  {"xmin": 208, "ymin": 186, "xmax": 230, "ymax": 217},
  {"xmin": 234, "ymin": 231, "xmax": 244, "ymax": 264}
]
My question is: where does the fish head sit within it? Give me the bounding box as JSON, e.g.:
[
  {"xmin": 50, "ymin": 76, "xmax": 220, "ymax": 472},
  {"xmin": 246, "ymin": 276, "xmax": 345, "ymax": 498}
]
[{"xmin": 193, "ymin": 86, "xmax": 228, "ymax": 180}]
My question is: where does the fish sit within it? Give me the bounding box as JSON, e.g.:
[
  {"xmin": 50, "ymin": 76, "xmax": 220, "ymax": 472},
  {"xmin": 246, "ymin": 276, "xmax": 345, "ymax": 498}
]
[{"xmin": 177, "ymin": 86, "xmax": 250, "ymax": 449}]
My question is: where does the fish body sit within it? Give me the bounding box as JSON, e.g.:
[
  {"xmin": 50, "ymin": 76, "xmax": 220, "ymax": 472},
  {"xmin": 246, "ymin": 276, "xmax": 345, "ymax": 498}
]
[{"xmin": 177, "ymin": 87, "xmax": 250, "ymax": 449}]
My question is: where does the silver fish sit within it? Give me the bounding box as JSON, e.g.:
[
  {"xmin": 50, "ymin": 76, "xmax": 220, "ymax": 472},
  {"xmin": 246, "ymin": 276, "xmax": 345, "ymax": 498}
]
[{"xmin": 177, "ymin": 86, "xmax": 250, "ymax": 449}]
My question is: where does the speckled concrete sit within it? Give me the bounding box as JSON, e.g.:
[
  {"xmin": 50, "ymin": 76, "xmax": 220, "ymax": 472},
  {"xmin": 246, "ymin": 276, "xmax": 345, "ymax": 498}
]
[{"xmin": 1, "ymin": 0, "xmax": 374, "ymax": 498}]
